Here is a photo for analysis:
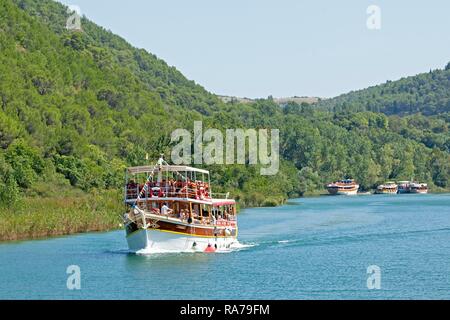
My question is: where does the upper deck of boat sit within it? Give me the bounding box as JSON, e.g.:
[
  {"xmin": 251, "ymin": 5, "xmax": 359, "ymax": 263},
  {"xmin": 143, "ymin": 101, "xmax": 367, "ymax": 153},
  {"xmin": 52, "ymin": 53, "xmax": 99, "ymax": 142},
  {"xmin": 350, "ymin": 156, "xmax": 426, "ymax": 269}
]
[
  {"xmin": 125, "ymin": 159, "xmax": 236, "ymax": 207},
  {"xmin": 127, "ymin": 165, "xmax": 210, "ymax": 175},
  {"xmin": 327, "ymin": 179, "xmax": 359, "ymax": 187},
  {"xmin": 126, "ymin": 196, "xmax": 236, "ymax": 206}
]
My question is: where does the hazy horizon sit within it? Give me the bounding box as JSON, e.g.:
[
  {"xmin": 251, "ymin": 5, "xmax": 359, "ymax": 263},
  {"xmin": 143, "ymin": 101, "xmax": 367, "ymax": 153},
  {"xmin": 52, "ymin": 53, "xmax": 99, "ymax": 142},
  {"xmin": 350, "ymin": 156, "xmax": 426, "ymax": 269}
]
[{"xmin": 57, "ymin": 0, "xmax": 450, "ymax": 99}]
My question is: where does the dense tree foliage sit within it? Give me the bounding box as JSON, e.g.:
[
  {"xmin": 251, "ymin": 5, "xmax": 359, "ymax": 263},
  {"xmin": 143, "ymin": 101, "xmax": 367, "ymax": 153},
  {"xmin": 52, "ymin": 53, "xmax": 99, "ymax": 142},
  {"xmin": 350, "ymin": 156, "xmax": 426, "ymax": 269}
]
[
  {"xmin": 0, "ymin": 0, "xmax": 449, "ymax": 209},
  {"xmin": 315, "ymin": 66, "xmax": 450, "ymax": 116}
]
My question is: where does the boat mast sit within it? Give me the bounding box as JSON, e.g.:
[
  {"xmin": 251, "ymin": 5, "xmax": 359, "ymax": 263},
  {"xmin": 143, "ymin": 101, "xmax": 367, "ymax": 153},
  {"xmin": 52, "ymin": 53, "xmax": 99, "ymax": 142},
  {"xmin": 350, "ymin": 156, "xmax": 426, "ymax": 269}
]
[{"xmin": 157, "ymin": 154, "xmax": 164, "ymax": 184}]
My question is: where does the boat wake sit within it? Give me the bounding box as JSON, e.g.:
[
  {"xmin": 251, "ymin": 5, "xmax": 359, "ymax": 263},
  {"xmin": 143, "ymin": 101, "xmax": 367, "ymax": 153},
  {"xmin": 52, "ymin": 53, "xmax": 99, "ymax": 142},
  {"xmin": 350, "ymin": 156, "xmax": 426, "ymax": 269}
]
[
  {"xmin": 266, "ymin": 226, "xmax": 450, "ymax": 249},
  {"xmin": 215, "ymin": 241, "xmax": 257, "ymax": 253},
  {"xmin": 135, "ymin": 241, "xmax": 256, "ymax": 255}
]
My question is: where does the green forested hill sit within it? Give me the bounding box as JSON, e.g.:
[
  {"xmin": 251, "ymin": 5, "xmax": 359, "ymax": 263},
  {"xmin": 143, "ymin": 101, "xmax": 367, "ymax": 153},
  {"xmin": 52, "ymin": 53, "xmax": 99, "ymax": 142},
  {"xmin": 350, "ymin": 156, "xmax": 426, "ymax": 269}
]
[
  {"xmin": 315, "ymin": 66, "xmax": 450, "ymax": 116},
  {"xmin": 12, "ymin": 0, "xmax": 220, "ymax": 114},
  {"xmin": 0, "ymin": 0, "xmax": 449, "ymax": 224}
]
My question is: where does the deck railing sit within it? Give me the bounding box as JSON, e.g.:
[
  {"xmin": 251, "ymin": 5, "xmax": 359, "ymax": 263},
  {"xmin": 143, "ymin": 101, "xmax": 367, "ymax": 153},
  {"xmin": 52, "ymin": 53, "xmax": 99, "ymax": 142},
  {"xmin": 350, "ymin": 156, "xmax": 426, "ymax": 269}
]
[
  {"xmin": 126, "ymin": 185, "xmax": 209, "ymax": 200},
  {"xmin": 127, "ymin": 208, "xmax": 237, "ymax": 228},
  {"xmin": 125, "ymin": 185, "xmax": 230, "ymax": 200}
]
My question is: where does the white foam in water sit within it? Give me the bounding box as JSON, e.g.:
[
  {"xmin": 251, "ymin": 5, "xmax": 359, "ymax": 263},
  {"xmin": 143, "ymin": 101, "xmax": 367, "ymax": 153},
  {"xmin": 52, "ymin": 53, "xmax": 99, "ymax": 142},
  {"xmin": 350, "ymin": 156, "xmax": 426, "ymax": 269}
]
[
  {"xmin": 135, "ymin": 241, "xmax": 256, "ymax": 255},
  {"xmin": 230, "ymin": 241, "xmax": 256, "ymax": 249},
  {"xmin": 278, "ymin": 240, "xmax": 290, "ymax": 244},
  {"xmin": 216, "ymin": 241, "xmax": 257, "ymax": 253}
]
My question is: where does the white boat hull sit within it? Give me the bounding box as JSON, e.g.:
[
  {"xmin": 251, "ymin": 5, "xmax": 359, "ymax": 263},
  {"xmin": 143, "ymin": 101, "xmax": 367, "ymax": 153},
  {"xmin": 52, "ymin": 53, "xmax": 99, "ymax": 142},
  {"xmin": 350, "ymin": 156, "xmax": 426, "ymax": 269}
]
[
  {"xmin": 410, "ymin": 189, "xmax": 428, "ymax": 194},
  {"xmin": 375, "ymin": 190, "xmax": 398, "ymax": 194},
  {"xmin": 327, "ymin": 187, "xmax": 358, "ymax": 195},
  {"xmin": 126, "ymin": 228, "xmax": 238, "ymax": 253},
  {"xmin": 335, "ymin": 189, "xmax": 358, "ymax": 195}
]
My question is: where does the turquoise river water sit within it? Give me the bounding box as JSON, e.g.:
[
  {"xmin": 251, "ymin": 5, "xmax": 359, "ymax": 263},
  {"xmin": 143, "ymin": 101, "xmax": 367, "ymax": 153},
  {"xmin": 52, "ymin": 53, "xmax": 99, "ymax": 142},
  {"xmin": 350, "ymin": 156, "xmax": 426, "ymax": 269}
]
[{"xmin": 1, "ymin": 193, "xmax": 449, "ymax": 299}]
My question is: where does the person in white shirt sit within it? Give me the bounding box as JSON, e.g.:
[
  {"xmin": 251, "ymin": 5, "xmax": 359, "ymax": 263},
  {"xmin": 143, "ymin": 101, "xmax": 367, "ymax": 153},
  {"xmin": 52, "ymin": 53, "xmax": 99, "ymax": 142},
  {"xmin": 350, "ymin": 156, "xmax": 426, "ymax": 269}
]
[{"xmin": 161, "ymin": 203, "xmax": 173, "ymax": 216}]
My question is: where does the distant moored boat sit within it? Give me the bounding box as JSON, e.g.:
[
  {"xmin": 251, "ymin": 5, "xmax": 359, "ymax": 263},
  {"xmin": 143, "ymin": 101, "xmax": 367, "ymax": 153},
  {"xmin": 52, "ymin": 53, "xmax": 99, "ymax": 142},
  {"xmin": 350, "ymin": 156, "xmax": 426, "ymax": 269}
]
[
  {"xmin": 375, "ymin": 182, "xmax": 398, "ymax": 194},
  {"xmin": 409, "ymin": 182, "xmax": 428, "ymax": 194},
  {"xmin": 326, "ymin": 179, "xmax": 359, "ymax": 195},
  {"xmin": 397, "ymin": 181, "xmax": 411, "ymax": 194}
]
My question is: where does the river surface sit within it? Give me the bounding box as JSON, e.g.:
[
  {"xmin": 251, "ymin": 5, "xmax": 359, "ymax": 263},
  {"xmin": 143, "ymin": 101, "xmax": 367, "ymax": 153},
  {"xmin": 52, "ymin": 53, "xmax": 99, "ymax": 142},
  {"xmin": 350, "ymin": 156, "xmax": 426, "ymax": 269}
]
[{"xmin": 1, "ymin": 194, "xmax": 450, "ymax": 299}]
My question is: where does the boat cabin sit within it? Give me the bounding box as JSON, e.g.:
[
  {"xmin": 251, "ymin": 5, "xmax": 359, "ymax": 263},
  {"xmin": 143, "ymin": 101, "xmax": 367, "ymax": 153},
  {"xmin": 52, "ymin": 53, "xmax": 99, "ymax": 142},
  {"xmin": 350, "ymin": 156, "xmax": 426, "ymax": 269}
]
[
  {"xmin": 132, "ymin": 198, "xmax": 237, "ymax": 227},
  {"xmin": 125, "ymin": 163, "xmax": 236, "ymax": 227}
]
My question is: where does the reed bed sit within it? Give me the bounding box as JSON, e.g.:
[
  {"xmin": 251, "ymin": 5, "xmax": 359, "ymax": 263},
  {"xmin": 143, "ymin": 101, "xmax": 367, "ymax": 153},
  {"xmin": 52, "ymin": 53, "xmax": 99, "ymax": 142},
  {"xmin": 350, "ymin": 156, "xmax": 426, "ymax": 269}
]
[{"xmin": 0, "ymin": 190, "xmax": 123, "ymax": 241}]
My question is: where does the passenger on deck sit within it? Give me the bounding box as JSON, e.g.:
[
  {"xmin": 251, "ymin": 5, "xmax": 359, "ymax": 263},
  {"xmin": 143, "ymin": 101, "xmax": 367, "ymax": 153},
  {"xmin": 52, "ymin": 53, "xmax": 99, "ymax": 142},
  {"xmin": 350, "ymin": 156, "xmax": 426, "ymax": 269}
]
[
  {"xmin": 190, "ymin": 182, "xmax": 197, "ymax": 199},
  {"xmin": 175, "ymin": 180, "xmax": 183, "ymax": 193},
  {"xmin": 225, "ymin": 207, "xmax": 232, "ymax": 220},
  {"xmin": 179, "ymin": 209, "xmax": 187, "ymax": 221},
  {"xmin": 161, "ymin": 203, "xmax": 173, "ymax": 216},
  {"xmin": 203, "ymin": 182, "xmax": 210, "ymax": 198},
  {"xmin": 127, "ymin": 180, "xmax": 136, "ymax": 188},
  {"xmin": 127, "ymin": 180, "xmax": 138, "ymax": 198},
  {"xmin": 169, "ymin": 178, "xmax": 176, "ymax": 197}
]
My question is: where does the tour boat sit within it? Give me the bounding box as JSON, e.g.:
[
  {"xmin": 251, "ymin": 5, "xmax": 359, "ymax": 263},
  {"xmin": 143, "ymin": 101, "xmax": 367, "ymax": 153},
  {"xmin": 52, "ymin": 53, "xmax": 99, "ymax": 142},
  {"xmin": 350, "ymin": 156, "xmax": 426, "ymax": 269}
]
[
  {"xmin": 122, "ymin": 156, "xmax": 238, "ymax": 253},
  {"xmin": 375, "ymin": 182, "xmax": 398, "ymax": 194},
  {"xmin": 326, "ymin": 179, "xmax": 359, "ymax": 195},
  {"xmin": 397, "ymin": 181, "xmax": 411, "ymax": 194},
  {"xmin": 409, "ymin": 182, "xmax": 428, "ymax": 194}
]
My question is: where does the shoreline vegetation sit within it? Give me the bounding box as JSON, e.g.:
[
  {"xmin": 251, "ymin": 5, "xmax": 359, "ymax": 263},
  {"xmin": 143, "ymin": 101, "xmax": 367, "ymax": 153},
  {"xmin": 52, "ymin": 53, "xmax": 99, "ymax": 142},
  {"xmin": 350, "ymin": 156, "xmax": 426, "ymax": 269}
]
[
  {"xmin": 0, "ymin": 190, "xmax": 122, "ymax": 241},
  {"xmin": 0, "ymin": 188, "xmax": 284, "ymax": 242},
  {"xmin": 1, "ymin": 188, "xmax": 449, "ymax": 242}
]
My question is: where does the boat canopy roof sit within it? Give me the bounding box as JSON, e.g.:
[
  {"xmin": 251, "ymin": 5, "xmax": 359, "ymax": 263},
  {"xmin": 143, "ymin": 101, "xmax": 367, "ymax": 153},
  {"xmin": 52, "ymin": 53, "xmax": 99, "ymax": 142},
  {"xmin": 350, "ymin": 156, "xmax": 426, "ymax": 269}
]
[
  {"xmin": 328, "ymin": 179, "xmax": 356, "ymax": 185},
  {"xmin": 127, "ymin": 165, "xmax": 209, "ymax": 175},
  {"xmin": 211, "ymin": 199, "xmax": 236, "ymax": 206},
  {"xmin": 411, "ymin": 182, "xmax": 427, "ymax": 187}
]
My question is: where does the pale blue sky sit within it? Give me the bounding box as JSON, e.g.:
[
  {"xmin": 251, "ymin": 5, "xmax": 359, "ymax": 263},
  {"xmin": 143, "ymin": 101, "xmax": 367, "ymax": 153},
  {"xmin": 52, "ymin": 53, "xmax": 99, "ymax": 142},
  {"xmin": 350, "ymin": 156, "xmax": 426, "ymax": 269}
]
[{"xmin": 57, "ymin": 0, "xmax": 450, "ymax": 98}]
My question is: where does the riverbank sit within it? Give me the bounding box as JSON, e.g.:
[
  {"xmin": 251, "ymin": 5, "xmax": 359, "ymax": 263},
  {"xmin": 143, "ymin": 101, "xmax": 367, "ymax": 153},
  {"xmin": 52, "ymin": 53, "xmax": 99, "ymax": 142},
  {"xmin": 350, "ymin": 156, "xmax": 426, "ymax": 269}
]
[
  {"xmin": 0, "ymin": 190, "xmax": 123, "ymax": 242},
  {"xmin": 1, "ymin": 187, "xmax": 447, "ymax": 242},
  {"xmin": 0, "ymin": 191, "xmax": 277, "ymax": 242}
]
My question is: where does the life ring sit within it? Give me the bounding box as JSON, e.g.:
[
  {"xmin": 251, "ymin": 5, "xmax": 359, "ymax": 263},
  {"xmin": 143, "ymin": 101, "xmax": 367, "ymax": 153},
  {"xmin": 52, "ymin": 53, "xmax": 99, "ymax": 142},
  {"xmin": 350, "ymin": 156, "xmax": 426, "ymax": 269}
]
[{"xmin": 151, "ymin": 187, "xmax": 159, "ymax": 197}]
